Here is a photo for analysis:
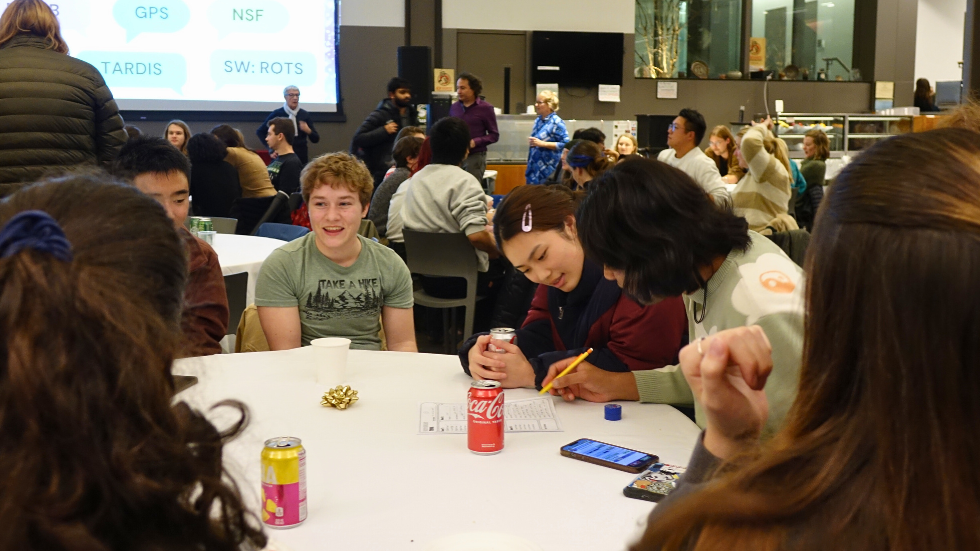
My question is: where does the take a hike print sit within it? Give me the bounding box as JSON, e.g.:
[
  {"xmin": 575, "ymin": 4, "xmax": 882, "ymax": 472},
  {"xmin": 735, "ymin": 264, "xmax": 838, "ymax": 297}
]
[{"xmin": 305, "ymin": 278, "xmax": 382, "ymax": 321}]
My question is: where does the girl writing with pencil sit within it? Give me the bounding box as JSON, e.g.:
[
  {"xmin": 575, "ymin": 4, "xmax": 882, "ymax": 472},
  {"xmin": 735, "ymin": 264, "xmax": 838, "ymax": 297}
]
[{"xmin": 458, "ymin": 185, "xmax": 687, "ymax": 391}]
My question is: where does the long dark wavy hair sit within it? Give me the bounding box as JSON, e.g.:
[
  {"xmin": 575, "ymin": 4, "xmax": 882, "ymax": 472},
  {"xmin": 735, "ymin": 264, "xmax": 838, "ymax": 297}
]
[
  {"xmin": 0, "ymin": 175, "xmax": 267, "ymax": 551},
  {"xmin": 635, "ymin": 128, "xmax": 980, "ymax": 551},
  {"xmin": 577, "ymin": 157, "xmax": 750, "ymax": 304}
]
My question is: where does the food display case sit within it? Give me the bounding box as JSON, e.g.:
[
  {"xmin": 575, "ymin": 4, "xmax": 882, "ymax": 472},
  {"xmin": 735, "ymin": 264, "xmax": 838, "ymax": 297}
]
[{"xmin": 774, "ymin": 113, "xmax": 913, "ymax": 158}]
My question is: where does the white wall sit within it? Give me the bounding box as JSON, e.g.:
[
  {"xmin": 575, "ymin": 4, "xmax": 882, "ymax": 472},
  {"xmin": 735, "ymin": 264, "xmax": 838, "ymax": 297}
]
[
  {"xmin": 915, "ymin": 0, "xmax": 966, "ymax": 86},
  {"xmin": 443, "ymin": 0, "xmax": 634, "ymax": 32},
  {"xmin": 341, "ymin": 0, "xmax": 404, "ymax": 27}
]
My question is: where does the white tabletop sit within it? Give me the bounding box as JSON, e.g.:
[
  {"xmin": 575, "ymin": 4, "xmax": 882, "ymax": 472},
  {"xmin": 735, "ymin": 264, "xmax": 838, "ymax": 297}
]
[
  {"xmin": 211, "ymin": 233, "xmax": 285, "ymax": 306},
  {"xmin": 173, "ymin": 350, "xmax": 701, "ymax": 551}
]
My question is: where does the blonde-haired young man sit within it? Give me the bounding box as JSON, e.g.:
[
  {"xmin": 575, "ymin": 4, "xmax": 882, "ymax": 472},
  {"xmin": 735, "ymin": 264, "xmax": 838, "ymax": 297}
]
[{"xmin": 255, "ymin": 152, "xmax": 417, "ymax": 351}]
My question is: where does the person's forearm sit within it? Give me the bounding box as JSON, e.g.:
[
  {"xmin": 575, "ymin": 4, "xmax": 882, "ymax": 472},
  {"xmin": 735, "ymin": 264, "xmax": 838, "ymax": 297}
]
[
  {"xmin": 633, "ymin": 366, "xmax": 695, "ymax": 405},
  {"xmin": 387, "ymin": 340, "xmax": 418, "ymax": 352}
]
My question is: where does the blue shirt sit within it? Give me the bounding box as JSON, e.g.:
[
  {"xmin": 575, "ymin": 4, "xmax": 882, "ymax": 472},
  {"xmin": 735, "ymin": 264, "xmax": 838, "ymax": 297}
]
[
  {"xmin": 525, "ymin": 113, "xmax": 569, "ymax": 184},
  {"xmin": 789, "ymin": 159, "xmax": 807, "ymax": 193}
]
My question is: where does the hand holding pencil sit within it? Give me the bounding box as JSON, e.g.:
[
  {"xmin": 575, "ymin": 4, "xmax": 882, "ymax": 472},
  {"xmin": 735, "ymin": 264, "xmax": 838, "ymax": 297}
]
[
  {"xmin": 539, "ymin": 348, "xmax": 594, "ymax": 395},
  {"xmin": 540, "ymin": 348, "xmax": 642, "ymax": 402}
]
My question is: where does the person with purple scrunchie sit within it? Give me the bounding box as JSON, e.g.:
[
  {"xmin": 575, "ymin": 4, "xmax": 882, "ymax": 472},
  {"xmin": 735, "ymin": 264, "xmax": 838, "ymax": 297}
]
[{"xmin": 0, "ymin": 210, "xmax": 73, "ymax": 262}]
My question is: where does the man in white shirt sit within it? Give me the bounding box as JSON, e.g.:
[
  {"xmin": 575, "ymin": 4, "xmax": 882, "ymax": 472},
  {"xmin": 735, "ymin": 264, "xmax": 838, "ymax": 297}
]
[{"xmin": 657, "ymin": 108, "xmax": 732, "ymax": 208}]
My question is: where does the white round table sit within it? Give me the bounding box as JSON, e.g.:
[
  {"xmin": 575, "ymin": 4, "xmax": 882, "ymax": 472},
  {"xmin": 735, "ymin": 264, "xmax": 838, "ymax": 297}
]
[
  {"xmin": 173, "ymin": 350, "xmax": 701, "ymax": 551},
  {"xmin": 211, "ymin": 234, "xmax": 285, "ymax": 306}
]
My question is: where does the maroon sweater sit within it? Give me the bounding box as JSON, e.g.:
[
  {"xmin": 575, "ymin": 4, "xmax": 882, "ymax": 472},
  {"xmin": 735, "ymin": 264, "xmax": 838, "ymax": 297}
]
[
  {"xmin": 460, "ymin": 260, "xmax": 687, "ymax": 388},
  {"xmin": 179, "ymin": 228, "xmax": 228, "ymax": 357}
]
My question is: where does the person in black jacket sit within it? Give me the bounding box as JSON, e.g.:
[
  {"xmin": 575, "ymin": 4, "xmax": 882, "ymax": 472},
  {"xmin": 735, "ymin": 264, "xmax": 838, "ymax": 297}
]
[
  {"xmin": 0, "ymin": 0, "xmax": 126, "ymax": 196},
  {"xmin": 186, "ymin": 133, "xmax": 241, "ymax": 218},
  {"xmin": 256, "ymin": 85, "xmax": 320, "ymax": 164},
  {"xmin": 350, "ymin": 77, "xmax": 419, "ymax": 186}
]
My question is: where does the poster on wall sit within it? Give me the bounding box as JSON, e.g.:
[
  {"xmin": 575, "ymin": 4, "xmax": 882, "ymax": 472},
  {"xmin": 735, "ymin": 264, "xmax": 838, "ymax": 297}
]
[
  {"xmin": 434, "ymin": 69, "xmax": 455, "ymax": 93},
  {"xmin": 749, "ymin": 38, "xmax": 766, "ymax": 72}
]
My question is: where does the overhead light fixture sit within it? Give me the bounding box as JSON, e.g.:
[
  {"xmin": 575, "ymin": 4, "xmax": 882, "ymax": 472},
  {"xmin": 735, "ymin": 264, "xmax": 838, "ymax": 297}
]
[{"xmin": 822, "ymin": 2, "xmax": 835, "ymax": 6}]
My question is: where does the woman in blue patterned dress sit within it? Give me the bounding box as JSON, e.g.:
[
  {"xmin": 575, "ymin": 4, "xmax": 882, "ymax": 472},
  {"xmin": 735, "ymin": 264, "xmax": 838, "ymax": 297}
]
[{"xmin": 525, "ymin": 91, "xmax": 569, "ymax": 185}]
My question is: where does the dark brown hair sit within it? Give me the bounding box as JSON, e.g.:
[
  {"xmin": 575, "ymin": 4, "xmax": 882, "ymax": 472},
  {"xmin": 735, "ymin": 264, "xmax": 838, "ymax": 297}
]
[
  {"xmin": 0, "ymin": 175, "xmax": 267, "ymax": 551},
  {"xmin": 457, "ymin": 72, "xmax": 483, "ymax": 96},
  {"xmin": 211, "ymin": 124, "xmax": 247, "ymax": 149},
  {"xmin": 0, "ymin": 0, "xmax": 68, "ymax": 53},
  {"xmin": 804, "ymin": 129, "xmax": 830, "ymax": 161},
  {"xmin": 493, "ymin": 184, "xmax": 584, "ymax": 248},
  {"xmin": 392, "ymin": 135, "xmax": 424, "ymax": 168},
  {"xmin": 566, "ymin": 140, "xmax": 615, "ymax": 182},
  {"xmin": 635, "ymin": 128, "xmax": 980, "ymax": 551},
  {"xmin": 268, "ymin": 117, "xmax": 295, "ymax": 146},
  {"xmin": 914, "ymin": 78, "xmax": 933, "ymax": 104}
]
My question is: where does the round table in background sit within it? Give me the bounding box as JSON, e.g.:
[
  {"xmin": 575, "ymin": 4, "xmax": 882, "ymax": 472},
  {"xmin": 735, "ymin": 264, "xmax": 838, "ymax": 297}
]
[
  {"xmin": 173, "ymin": 350, "xmax": 701, "ymax": 551},
  {"xmin": 211, "ymin": 233, "xmax": 284, "ymax": 305}
]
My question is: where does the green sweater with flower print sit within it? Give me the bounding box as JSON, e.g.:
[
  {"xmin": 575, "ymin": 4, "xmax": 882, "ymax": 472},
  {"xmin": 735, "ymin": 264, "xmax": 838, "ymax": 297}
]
[{"xmin": 633, "ymin": 232, "xmax": 805, "ymax": 437}]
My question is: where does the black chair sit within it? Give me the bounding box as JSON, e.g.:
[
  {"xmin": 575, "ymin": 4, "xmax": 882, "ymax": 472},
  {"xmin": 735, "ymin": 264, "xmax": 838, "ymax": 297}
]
[
  {"xmin": 288, "ymin": 192, "xmax": 304, "ymax": 212},
  {"xmin": 231, "ymin": 191, "xmax": 291, "ymax": 235},
  {"xmin": 223, "ymin": 271, "xmax": 248, "ymax": 336},
  {"xmin": 403, "ymin": 229, "xmax": 488, "ymax": 353}
]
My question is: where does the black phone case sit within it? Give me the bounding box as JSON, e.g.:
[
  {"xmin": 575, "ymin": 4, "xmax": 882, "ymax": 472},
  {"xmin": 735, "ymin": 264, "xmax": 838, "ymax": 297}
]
[{"xmin": 623, "ymin": 463, "xmax": 687, "ymax": 502}]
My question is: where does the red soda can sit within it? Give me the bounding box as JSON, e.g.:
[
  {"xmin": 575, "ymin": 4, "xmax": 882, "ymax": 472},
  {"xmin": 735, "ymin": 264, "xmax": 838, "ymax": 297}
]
[
  {"xmin": 488, "ymin": 328, "xmax": 517, "ymax": 353},
  {"xmin": 468, "ymin": 380, "xmax": 505, "ymax": 454}
]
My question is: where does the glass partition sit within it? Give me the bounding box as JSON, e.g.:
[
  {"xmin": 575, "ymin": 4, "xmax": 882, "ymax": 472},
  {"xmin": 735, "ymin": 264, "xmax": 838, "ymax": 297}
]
[{"xmin": 751, "ymin": 0, "xmax": 858, "ymax": 81}]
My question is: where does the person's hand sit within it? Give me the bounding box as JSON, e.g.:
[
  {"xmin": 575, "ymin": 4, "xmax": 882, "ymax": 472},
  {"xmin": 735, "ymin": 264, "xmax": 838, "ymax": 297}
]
[
  {"xmin": 542, "ymin": 358, "xmax": 639, "ymax": 403},
  {"xmin": 723, "ymin": 174, "xmax": 739, "ymax": 184},
  {"xmin": 268, "ymin": 150, "xmax": 278, "ymax": 159},
  {"xmin": 470, "ymin": 139, "xmax": 476, "ymax": 148},
  {"xmin": 384, "ymin": 121, "xmax": 398, "ymax": 134},
  {"xmin": 466, "ymin": 335, "xmax": 535, "ymax": 388},
  {"xmin": 528, "ymin": 137, "xmax": 545, "ymax": 148},
  {"xmin": 299, "ymin": 120, "xmax": 312, "ymax": 134},
  {"xmin": 681, "ymin": 327, "xmax": 771, "ymax": 460}
]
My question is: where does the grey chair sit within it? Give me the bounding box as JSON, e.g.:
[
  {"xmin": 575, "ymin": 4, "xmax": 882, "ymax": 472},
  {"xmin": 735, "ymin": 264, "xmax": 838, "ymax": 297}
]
[
  {"xmin": 223, "ymin": 271, "xmax": 248, "ymax": 336},
  {"xmin": 402, "ymin": 229, "xmax": 487, "ymax": 353},
  {"xmin": 210, "ymin": 216, "xmax": 238, "ymax": 234}
]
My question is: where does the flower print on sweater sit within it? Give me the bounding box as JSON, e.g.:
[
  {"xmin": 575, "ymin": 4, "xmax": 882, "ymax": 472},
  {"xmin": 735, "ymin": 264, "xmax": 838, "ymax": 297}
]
[{"xmin": 731, "ymin": 252, "xmax": 805, "ymax": 325}]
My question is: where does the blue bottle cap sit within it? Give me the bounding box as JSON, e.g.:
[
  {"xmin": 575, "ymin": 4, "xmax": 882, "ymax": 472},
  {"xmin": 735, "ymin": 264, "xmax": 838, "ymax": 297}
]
[{"xmin": 604, "ymin": 403, "xmax": 622, "ymax": 421}]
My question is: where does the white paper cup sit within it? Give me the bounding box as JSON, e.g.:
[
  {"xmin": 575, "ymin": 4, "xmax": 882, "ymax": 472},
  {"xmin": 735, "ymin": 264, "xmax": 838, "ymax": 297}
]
[{"xmin": 310, "ymin": 337, "xmax": 351, "ymax": 387}]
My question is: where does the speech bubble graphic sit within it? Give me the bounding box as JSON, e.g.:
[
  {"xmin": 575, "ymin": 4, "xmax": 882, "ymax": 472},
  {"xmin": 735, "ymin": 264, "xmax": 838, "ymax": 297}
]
[
  {"xmin": 211, "ymin": 50, "xmax": 316, "ymax": 89},
  {"xmin": 112, "ymin": 0, "xmax": 190, "ymax": 42},
  {"xmin": 76, "ymin": 51, "xmax": 187, "ymax": 94},
  {"xmin": 207, "ymin": 0, "xmax": 289, "ymax": 39}
]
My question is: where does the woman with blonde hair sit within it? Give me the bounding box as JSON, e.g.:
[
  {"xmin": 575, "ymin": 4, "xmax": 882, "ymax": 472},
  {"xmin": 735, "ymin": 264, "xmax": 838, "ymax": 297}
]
[
  {"xmin": 526, "ymin": 90, "xmax": 569, "ymax": 184},
  {"xmin": 0, "ymin": 0, "xmax": 126, "ymax": 195},
  {"xmin": 616, "ymin": 133, "xmax": 638, "ymax": 157},
  {"xmin": 633, "ymin": 128, "xmax": 980, "ymax": 551},
  {"xmin": 732, "ymin": 123, "xmax": 792, "ymax": 231},
  {"xmin": 164, "ymin": 119, "xmax": 192, "ymax": 155},
  {"xmin": 705, "ymin": 125, "xmax": 744, "ymax": 184}
]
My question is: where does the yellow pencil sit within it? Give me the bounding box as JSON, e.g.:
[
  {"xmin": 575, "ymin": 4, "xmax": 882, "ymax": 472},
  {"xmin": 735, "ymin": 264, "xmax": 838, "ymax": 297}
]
[{"xmin": 539, "ymin": 348, "xmax": 594, "ymax": 395}]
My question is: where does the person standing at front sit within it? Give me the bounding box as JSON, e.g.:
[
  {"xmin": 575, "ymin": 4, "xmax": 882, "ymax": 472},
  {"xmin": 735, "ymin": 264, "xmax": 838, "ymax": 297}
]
[
  {"xmin": 450, "ymin": 72, "xmax": 499, "ymax": 187},
  {"xmin": 525, "ymin": 91, "xmax": 569, "ymax": 185},
  {"xmin": 350, "ymin": 77, "xmax": 419, "ymax": 186},
  {"xmin": 257, "ymin": 85, "xmax": 320, "ymax": 165}
]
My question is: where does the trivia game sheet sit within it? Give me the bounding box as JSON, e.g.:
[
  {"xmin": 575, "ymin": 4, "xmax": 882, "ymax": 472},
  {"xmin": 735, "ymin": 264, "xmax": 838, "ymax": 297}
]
[{"xmin": 418, "ymin": 397, "xmax": 563, "ymax": 434}]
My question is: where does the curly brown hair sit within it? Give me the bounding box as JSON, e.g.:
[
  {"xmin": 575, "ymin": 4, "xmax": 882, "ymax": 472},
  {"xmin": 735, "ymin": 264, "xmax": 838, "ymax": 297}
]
[
  {"xmin": 0, "ymin": 174, "xmax": 267, "ymax": 551},
  {"xmin": 301, "ymin": 151, "xmax": 374, "ymax": 207}
]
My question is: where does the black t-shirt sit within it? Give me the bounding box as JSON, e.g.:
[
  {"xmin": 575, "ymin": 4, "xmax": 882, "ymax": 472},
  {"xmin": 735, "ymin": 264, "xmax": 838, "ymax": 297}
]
[{"xmin": 267, "ymin": 152, "xmax": 303, "ymax": 194}]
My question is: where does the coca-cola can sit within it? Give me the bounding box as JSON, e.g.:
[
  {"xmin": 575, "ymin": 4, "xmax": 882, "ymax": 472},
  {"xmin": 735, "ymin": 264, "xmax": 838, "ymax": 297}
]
[
  {"xmin": 468, "ymin": 380, "xmax": 505, "ymax": 454},
  {"xmin": 488, "ymin": 328, "xmax": 517, "ymax": 353}
]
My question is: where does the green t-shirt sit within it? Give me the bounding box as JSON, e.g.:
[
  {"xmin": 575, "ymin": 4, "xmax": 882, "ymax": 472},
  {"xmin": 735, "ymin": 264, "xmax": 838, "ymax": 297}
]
[{"xmin": 255, "ymin": 233, "xmax": 413, "ymax": 350}]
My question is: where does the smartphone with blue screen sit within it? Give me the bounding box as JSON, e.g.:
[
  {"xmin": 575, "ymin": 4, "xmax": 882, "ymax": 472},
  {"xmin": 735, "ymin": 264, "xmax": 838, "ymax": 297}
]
[{"xmin": 560, "ymin": 438, "xmax": 659, "ymax": 474}]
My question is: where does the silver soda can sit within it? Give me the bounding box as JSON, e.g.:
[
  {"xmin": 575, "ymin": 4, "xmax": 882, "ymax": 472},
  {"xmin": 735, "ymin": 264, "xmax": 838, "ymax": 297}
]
[{"xmin": 488, "ymin": 328, "xmax": 517, "ymax": 353}]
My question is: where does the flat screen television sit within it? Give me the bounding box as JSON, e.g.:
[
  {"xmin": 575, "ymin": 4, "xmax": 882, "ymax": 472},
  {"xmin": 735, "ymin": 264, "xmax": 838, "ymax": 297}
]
[{"xmin": 532, "ymin": 31, "xmax": 624, "ymax": 87}]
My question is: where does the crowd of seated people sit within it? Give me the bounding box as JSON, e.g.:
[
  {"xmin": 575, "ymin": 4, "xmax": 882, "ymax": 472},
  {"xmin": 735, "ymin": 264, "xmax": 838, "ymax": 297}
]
[{"xmin": 5, "ymin": 2, "xmax": 980, "ymax": 549}]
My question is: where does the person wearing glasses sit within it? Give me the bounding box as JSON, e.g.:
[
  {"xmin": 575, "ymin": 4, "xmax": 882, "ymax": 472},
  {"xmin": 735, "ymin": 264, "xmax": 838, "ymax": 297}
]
[
  {"xmin": 657, "ymin": 108, "xmax": 731, "ymax": 208},
  {"xmin": 257, "ymin": 85, "xmax": 320, "ymax": 165},
  {"xmin": 526, "ymin": 91, "xmax": 570, "ymax": 185}
]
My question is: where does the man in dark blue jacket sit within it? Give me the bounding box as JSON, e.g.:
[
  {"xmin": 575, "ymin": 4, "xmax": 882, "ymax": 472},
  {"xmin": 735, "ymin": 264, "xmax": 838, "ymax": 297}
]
[
  {"xmin": 256, "ymin": 85, "xmax": 320, "ymax": 165},
  {"xmin": 350, "ymin": 77, "xmax": 419, "ymax": 186}
]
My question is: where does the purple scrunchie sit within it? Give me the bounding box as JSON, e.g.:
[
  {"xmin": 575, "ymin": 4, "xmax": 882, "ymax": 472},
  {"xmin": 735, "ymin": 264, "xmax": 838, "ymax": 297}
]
[{"xmin": 0, "ymin": 210, "xmax": 73, "ymax": 262}]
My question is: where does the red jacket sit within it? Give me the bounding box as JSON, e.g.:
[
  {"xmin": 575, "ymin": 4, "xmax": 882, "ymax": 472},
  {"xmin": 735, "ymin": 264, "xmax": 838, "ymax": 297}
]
[{"xmin": 180, "ymin": 228, "xmax": 228, "ymax": 357}]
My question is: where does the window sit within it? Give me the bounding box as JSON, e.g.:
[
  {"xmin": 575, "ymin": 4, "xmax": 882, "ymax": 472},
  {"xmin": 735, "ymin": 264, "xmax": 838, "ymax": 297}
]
[
  {"xmin": 751, "ymin": 0, "xmax": 858, "ymax": 81},
  {"xmin": 635, "ymin": 0, "xmax": 743, "ymax": 79}
]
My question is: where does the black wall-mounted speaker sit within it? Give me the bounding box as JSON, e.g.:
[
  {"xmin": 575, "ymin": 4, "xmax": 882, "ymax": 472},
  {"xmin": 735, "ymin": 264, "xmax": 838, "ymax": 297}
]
[{"xmin": 397, "ymin": 46, "xmax": 432, "ymax": 105}]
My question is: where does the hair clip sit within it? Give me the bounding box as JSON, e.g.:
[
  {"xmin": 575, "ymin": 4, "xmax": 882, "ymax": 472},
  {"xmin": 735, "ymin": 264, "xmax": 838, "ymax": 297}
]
[
  {"xmin": 522, "ymin": 204, "xmax": 533, "ymax": 232},
  {"xmin": 0, "ymin": 210, "xmax": 73, "ymax": 263}
]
